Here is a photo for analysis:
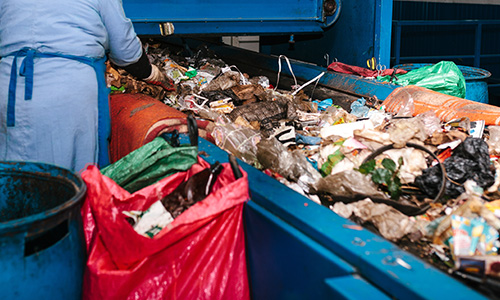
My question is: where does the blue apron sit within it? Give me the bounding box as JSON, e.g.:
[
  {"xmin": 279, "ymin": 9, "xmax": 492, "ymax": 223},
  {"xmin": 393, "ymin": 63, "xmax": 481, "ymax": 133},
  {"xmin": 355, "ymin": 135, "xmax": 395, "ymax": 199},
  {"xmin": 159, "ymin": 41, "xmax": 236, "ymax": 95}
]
[{"xmin": 5, "ymin": 47, "xmax": 111, "ymax": 167}]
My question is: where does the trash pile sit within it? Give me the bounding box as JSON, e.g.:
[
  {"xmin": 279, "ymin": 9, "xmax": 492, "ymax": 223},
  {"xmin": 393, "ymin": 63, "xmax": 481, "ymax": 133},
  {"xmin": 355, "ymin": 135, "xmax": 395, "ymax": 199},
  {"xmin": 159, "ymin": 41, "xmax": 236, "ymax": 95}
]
[{"xmin": 106, "ymin": 38, "xmax": 500, "ymax": 295}]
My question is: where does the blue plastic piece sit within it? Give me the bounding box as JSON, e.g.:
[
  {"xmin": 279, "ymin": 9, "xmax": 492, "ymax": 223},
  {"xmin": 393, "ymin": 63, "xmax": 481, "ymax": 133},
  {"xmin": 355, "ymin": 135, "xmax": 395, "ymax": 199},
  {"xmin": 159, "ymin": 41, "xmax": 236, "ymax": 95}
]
[
  {"xmin": 314, "ymin": 98, "xmax": 334, "ymax": 111},
  {"xmin": 0, "ymin": 161, "xmax": 86, "ymax": 299},
  {"xmin": 350, "ymin": 98, "xmax": 371, "ymax": 118},
  {"xmin": 394, "ymin": 63, "xmax": 491, "ymax": 103},
  {"xmin": 123, "ymin": 0, "xmax": 341, "ymax": 35},
  {"xmin": 184, "ymin": 135, "xmax": 488, "ymax": 299},
  {"xmin": 296, "ymin": 134, "xmax": 321, "ymax": 145}
]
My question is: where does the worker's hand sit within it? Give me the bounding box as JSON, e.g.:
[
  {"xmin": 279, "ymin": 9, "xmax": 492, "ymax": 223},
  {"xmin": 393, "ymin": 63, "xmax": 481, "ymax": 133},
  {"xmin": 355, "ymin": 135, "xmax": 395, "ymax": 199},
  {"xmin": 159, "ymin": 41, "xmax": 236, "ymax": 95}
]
[{"xmin": 145, "ymin": 65, "xmax": 175, "ymax": 91}]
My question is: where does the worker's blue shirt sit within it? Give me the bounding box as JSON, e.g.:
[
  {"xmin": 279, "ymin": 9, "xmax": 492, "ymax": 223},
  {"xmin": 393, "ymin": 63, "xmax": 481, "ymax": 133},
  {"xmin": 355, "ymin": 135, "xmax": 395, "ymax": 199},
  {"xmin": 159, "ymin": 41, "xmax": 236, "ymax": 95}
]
[{"xmin": 0, "ymin": 0, "xmax": 143, "ymax": 172}]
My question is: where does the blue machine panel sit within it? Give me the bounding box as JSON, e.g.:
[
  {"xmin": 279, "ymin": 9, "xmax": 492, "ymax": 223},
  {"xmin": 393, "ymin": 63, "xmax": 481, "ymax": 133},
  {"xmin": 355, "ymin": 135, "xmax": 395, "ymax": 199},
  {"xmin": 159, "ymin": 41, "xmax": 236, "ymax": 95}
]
[
  {"xmin": 261, "ymin": 0, "xmax": 394, "ymax": 71},
  {"xmin": 123, "ymin": 0, "xmax": 341, "ymax": 35}
]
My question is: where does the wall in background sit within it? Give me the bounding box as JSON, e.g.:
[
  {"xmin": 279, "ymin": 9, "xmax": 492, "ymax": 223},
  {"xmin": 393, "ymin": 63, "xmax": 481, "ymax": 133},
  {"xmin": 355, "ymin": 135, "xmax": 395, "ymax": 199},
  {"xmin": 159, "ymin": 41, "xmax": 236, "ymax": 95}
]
[{"xmin": 393, "ymin": 0, "xmax": 500, "ymax": 105}]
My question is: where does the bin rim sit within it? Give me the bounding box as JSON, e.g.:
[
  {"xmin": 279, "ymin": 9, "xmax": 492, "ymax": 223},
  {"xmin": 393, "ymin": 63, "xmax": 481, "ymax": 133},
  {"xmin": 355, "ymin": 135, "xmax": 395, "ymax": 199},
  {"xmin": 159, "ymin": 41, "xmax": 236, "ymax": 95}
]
[
  {"xmin": 0, "ymin": 161, "xmax": 87, "ymax": 235},
  {"xmin": 393, "ymin": 63, "xmax": 491, "ymax": 81}
]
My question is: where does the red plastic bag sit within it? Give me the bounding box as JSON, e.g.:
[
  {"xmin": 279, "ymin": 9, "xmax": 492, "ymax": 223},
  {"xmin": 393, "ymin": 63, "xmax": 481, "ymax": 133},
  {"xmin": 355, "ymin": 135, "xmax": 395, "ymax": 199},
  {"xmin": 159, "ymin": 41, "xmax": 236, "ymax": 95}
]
[
  {"xmin": 327, "ymin": 61, "xmax": 407, "ymax": 78},
  {"xmin": 81, "ymin": 158, "xmax": 250, "ymax": 300}
]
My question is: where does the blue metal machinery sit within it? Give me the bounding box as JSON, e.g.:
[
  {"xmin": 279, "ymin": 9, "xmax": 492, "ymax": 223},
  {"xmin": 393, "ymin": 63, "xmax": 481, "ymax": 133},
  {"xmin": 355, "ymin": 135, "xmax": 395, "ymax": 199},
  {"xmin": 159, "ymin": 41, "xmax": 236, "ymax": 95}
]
[
  {"xmin": 123, "ymin": 1, "xmax": 489, "ymax": 298},
  {"xmin": 122, "ymin": 0, "xmax": 341, "ymax": 36},
  {"xmin": 260, "ymin": 0, "xmax": 394, "ymax": 70}
]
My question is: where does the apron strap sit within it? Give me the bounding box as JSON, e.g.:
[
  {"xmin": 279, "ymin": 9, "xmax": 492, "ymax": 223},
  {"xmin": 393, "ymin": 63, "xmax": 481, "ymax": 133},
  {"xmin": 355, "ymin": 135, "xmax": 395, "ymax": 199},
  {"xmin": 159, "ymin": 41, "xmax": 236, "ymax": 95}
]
[{"xmin": 5, "ymin": 48, "xmax": 110, "ymax": 167}]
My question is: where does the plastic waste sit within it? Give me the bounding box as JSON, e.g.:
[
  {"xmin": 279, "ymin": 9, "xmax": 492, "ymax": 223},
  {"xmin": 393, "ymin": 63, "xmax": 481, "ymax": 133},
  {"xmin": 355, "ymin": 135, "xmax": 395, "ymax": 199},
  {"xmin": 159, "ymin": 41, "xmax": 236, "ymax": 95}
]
[
  {"xmin": 249, "ymin": 75, "xmax": 270, "ymax": 89},
  {"xmin": 228, "ymin": 98, "xmax": 295, "ymax": 127},
  {"xmin": 296, "ymin": 134, "xmax": 321, "ymax": 145},
  {"xmin": 212, "ymin": 116, "xmax": 261, "ymax": 166},
  {"xmin": 487, "ymin": 125, "xmax": 500, "ymax": 155},
  {"xmin": 433, "ymin": 181, "xmax": 500, "ymax": 246},
  {"xmin": 257, "ymin": 137, "xmax": 322, "ymax": 193},
  {"xmin": 386, "ymin": 117, "xmax": 429, "ymax": 148},
  {"xmin": 455, "ymin": 255, "xmax": 500, "ymax": 279},
  {"xmin": 415, "ymin": 137, "xmax": 496, "ymax": 198},
  {"xmin": 314, "ymin": 169, "xmax": 389, "ymax": 199},
  {"xmin": 331, "ymin": 198, "xmax": 419, "ymax": 241},
  {"xmin": 417, "ymin": 111, "xmax": 442, "ymax": 137},
  {"xmin": 321, "ymin": 119, "xmax": 375, "ymax": 139},
  {"xmin": 382, "ymin": 147, "xmax": 428, "ymax": 184},
  {"xmin": 81, "ymin": 159, "xmax": 250, "ymax": 300},
  {"xmin": 319, "ymin": 105, "xmax": 357, "ymax": 126},
  {"xmin": 124, "ymin": 163, "xmax": 225, "ymax": 237},
  {"xmin": 202, "ymin": 70, "xmax": 241, "ymax": 92},
  {"xmin": 320, "ymin": 148, "xmax": 345, "ymax": 176},
  {"xmin": 123, "ymin": 201, "xmax": 174, "ymax": 238},
  {"xmin": 390, "ymin": 88, "xmax": 415, "ymax": 117},
  {"xmin": 378, "ymin": 61, "xmax": 466, "ymax": 98},
  {"xmin": 350, "ymin": 98, "xmax": 371, "ymax": 118},
  {"xmin": 314, "ymin": 98, "xmax": 333, "ymax": 111},
  {"xmin": 231, "ymin": 84, "xmax": 265, "ymax": 104}
]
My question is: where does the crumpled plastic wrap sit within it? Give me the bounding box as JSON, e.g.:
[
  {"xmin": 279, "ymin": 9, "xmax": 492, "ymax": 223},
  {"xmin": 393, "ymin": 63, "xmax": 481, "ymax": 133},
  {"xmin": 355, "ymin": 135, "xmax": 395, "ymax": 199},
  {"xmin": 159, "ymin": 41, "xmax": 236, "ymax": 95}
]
[
  {"xmin": 353, "ymin": 127, "xmax": 392, "ymax": 150},
  {"xmin": 417, "ymin": 111, "xmax": 442, "ymax": 137},
  {"xmin": 257, "ymin": 137, "xmax": 322, "ymax": 193},
  {"xmin": 331, "ymin": 198, "xmax": 419, "ymax": 241},
  {"xmin": 386, "ymin": 117, "xmax": 429, "ymax": 148},
  {"xmin": 317, "ymin": 138, "xmax": 370, "ymax": 176},
  {"xmin": 487, "ymin": 125, "xmax": 500, "ymax": 155},
  {"xmin": 392, "ymin": 88, "xmax": 415, "ymax": 117},
  {"xmin": 320, "ymin": 105, "xmax": 357, "ymax": 126},
  {"xmin": 212, "ymin": 116, "xmax": 261, "ymax": 166},
  {"xmin": 314, "ymin": 169, "xmax": 389, "ymax": 199}
]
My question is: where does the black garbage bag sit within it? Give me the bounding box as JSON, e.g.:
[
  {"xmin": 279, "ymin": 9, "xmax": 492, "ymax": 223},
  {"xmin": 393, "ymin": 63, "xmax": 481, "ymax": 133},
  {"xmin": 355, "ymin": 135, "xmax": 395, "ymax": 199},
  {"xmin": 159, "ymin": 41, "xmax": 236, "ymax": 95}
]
[{"xmin": 415, "ymin": 137, "xmax": 496, "ymax": 199}]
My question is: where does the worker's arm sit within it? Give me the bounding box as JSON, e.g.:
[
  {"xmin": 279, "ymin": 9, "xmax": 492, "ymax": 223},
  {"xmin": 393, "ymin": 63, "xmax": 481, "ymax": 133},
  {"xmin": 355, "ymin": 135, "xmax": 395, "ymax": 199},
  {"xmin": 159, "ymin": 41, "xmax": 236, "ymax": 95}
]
[
  {"xmin": 99, "ymin": 0, "xmax": 169, "ymax": 86},
  {"xmin": 99, "ymin": 0, "xmax": 143, "ymax": 66},
  {"xmin": 121, "ymin": 49, "xmax": 151, "ymax": 80}
]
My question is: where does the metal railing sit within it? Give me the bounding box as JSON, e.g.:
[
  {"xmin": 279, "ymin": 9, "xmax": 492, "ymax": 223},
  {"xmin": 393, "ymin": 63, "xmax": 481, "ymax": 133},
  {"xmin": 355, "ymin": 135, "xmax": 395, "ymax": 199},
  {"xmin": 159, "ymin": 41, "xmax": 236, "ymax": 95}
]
[{"xmin": 392, "ymin": 19, "xmax": 500, "ymax": 87}]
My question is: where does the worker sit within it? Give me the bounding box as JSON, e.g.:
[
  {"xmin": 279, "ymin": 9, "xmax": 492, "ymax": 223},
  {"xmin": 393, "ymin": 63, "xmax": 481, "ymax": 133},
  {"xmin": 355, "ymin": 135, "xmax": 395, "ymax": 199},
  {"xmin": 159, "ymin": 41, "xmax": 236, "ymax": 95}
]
[{"xmin": 0, "ymin": 0, "xmax": 167, "ymax": 172}]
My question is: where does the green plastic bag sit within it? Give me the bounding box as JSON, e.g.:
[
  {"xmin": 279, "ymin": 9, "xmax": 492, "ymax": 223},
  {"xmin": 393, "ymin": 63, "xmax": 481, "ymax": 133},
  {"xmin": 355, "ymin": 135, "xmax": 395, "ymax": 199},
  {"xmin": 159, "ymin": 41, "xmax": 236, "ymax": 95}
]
[
  {"xmin": 379, "ymin": 61, "xmax": 466, "ymax": 98},
  {"xmin": 101, "ymin": 137, "xmax": 198, "ymax": 193}
]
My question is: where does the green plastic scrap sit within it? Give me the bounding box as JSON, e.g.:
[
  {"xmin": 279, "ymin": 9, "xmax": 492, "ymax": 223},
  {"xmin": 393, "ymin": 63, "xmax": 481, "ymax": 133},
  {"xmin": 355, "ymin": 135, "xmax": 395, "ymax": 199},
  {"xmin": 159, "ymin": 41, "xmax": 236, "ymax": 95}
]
[
  {"xmin": 111, "ymin": 85, "xmax": 126, "ymax": 92},
  {"xmin": 185, "ymin": 67, "xmax": 198, "ymax": 79},
  {"xmin": 101, "ymin": 137, "xmax": 198, "ymax": 193},
  {"xmin": 320, "ymin": 149, "xmax": 345, "ymax": 177},
  {"xmin": 379, "ymin": 61, "xmax": 466, "ymax": 99}
]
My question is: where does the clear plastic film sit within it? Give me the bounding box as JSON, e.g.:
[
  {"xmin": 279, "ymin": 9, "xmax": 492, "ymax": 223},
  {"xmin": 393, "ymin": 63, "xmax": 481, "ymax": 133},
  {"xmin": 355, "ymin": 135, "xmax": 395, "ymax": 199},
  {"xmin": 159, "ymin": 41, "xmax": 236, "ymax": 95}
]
[
  {"xmin": 212, "ymin": 116, "xmax": 262, "ymax": 166},
  {"xmin": 257, "ymin": 137, "xmax": 322, "ymax": 193},
  {"xmin": 487, "ymin": 125, "xmax": 500, "ymax": 155},
  {"xmin": 314, "ymin": 169, "xmax": 390, "ymax": 199},
  {"xmin": 331, "ymin": 198, "xmax": 419, "ymax": 241}
]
